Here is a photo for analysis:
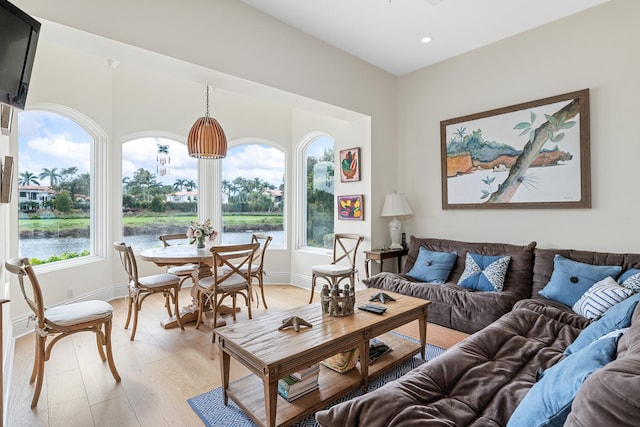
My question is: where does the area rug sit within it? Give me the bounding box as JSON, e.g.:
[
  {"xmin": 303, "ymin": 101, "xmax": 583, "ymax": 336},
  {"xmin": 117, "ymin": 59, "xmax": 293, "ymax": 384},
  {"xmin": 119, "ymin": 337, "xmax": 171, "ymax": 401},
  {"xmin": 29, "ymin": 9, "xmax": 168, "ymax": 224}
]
[{"xmin": 188, "ymin": 337, "xmax": 445, "ymax": 427}]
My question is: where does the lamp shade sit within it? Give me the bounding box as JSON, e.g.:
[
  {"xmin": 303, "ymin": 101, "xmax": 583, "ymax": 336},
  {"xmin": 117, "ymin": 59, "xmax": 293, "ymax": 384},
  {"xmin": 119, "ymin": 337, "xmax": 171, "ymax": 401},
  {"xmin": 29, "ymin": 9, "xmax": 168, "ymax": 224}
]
[
  {"xmin": 381, "ymin": 193, "xmax": 413, "ymax": 217},
  {"xmin": 187, "ymin": 116, "xmax": 227, "ymax": 159}
]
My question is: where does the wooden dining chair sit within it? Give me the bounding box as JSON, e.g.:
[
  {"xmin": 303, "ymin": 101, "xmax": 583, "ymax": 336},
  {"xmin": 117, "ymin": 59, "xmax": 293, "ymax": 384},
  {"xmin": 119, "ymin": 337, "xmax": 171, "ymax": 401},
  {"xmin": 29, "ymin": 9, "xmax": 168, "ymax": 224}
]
[
  {"xmin": 113, "ymin": 241, "xmax": 184, "ymax": 340},
  {"xmin": 159, "ymin": 233, "xmax": 198, "ymax": 288},
  {"xmin": 309, "ymin": 233, "xmax": 364, "ymax": 303},
  {"xmin": 195, "ymin": 242, "xmax": 259, "ymax": 329},
  {"xmin": 223, "ymin": 233, "xmax": 273, "ymax": 309},
  {"xmin": 4, "ymin": 257, "xmax": 121, "ymax": 408}
]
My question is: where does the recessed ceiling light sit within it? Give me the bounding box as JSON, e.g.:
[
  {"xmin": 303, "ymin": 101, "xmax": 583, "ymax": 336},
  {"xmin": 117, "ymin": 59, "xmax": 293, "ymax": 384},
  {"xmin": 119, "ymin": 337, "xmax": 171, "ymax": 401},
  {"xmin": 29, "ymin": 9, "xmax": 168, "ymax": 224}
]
[{"xmin": 421, "ymin": 36, "xmax": 432, "ymax": 44}]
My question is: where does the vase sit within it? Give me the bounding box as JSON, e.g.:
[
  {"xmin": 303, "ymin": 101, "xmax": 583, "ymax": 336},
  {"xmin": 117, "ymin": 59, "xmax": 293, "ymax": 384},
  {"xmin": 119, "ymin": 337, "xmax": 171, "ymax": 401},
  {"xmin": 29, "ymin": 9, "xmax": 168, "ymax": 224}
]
[{"xmin": 196, "ymin": 236, "xmax": 205, "ymax": 249}]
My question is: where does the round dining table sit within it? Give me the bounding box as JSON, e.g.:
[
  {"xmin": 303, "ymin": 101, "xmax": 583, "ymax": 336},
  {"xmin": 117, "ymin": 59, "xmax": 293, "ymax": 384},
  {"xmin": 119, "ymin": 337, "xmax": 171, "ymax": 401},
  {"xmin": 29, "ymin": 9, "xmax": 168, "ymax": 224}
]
[{"xmin": 139, "ymin": 244, "xmax": 235, "ymax": 328}]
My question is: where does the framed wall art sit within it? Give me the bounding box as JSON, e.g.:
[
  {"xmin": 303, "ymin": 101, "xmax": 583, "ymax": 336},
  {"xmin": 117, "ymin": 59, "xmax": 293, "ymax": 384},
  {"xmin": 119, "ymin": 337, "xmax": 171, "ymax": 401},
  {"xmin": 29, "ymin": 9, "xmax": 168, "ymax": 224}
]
[
  {"xmin": 339, "ymin": 147, "xmax": 360, "ymax": 182},
  {"xmin": 441, "ymin": 89, "xmax": 590, "ymax": 209},
  {"xmin": 337, "ymin": 194, "xmax": 363, "ymax": 220}
]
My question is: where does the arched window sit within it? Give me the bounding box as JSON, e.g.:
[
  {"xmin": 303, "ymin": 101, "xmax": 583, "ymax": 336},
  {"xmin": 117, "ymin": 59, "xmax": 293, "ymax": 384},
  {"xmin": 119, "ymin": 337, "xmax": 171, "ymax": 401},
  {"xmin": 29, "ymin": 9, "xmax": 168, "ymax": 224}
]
[
  {"xmin": 221, "ymin": 142, "xmax": 285, "ymax": 246},
  {"xmin": 17, "ymin": 108, "xmax": 101, "ymax": 265},
  {"xmin": 299, "ymin": 135, "xmax": 334, "ymax": 249},
  {"xmin": 121, "ymin": 137, "xmax": 198, "ymax": 251}
]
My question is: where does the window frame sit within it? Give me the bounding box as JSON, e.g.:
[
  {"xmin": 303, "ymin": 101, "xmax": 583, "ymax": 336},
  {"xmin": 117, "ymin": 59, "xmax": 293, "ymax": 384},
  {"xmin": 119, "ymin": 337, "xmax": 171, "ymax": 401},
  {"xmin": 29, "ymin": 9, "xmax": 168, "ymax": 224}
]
[
  {"xmin": 222, "ymin": 138, "xmax": 287, "ymax": 250},
  {"xmin": 295, "ymin": 132, "xmax": 334, "ymax": 252},
  {"xmin": 18, "ymin": 103, "xmax": 108, "ymax": 271}
]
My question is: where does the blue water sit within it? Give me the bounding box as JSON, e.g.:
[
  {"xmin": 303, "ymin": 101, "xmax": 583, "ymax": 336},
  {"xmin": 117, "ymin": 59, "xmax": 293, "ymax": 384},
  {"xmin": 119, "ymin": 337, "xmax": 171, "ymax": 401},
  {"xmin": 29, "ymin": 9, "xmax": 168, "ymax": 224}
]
[{"xmin": 19, "ymin": 230, "xmax": 285, "ymax": 261}]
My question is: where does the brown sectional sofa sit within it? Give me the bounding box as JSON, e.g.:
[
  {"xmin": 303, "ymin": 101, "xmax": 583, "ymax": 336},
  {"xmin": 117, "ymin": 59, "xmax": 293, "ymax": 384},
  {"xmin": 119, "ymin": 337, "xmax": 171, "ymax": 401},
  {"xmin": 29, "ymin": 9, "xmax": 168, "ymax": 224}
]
[
  {"xmin": 363, "ymin": 236, "xmax": 537, "ymax": 334},
  {"xmin": 316, "ymin": 242, "xmax": 640, "ymax": 426}
]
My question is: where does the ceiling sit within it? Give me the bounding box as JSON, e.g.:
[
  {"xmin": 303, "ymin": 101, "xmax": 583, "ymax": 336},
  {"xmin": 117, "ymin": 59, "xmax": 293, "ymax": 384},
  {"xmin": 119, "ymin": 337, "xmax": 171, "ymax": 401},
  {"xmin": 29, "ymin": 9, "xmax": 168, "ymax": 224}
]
[{"xmin": 240, "ymin": 0, "xmax": 609, "ymax": 76}]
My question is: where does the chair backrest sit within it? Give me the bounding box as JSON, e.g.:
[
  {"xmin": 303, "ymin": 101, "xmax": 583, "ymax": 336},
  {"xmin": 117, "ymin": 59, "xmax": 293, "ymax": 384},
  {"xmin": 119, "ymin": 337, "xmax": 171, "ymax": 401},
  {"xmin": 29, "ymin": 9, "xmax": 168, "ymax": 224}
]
[
  {"xmin": 113, "ymin": 241, "xmax": 139, "ymax": 288},
  {"xmin": 251, "ymin": 233, "xmax": 273, "ymax": 271},
  {"xmin": 5, "ymin": 257, "xmax": 45, "ymax": 328},
  {"xmin": 159, "ymin": 233, "xmax": 190, "ymax": 247},
  {"xmin": 209, "ymin": 243, "xmax": 260, "ymax": 287},
  {"xmin": 332, "ymin": 233, "xmax": 365, "ymax": 268}
]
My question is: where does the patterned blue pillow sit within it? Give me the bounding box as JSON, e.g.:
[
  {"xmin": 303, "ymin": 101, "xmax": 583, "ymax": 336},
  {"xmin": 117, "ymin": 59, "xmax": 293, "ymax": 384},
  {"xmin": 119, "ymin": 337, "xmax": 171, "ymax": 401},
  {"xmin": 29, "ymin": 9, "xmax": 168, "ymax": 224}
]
[
  {"xmin": 572, "ymin": 276, "xmax": 634, "ymax": 320},
  {"xmin": 538, "ymin": 255, "xmax": 622, "ymax": 307},
  {"xmin": 406, "ymin": 247, "xmax": 457, "ymax": 284},
  {"xmin": 565, "ymin": 292, "xmax": 640, "ymax": 355},
  {"xmin": 507, "ymin": 333, "xmax": 620, "ymax": 427},
  {"xmin": 618, "ymin": 268, "xmax": 640, "ymax": 292},
  {"xmin": 457, "ymin": 253, "xmax": 511, "ymax": 292}
]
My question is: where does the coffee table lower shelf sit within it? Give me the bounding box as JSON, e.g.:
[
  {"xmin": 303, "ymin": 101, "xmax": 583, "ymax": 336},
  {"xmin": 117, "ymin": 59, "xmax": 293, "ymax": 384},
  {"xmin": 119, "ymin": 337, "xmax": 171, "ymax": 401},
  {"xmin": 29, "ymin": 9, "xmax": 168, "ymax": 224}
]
[{"xmin": 226, "ymin": 332, "xmax": 421, "ymax": 427}]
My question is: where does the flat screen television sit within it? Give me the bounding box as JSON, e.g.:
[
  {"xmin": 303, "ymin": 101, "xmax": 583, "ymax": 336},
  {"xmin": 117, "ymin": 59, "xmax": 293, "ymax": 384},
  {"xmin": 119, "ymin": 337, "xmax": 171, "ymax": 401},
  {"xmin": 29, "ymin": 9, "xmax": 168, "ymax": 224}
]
[{"xmin": 0, "ymin": 0, "xmax": 40, "ymax": 110}]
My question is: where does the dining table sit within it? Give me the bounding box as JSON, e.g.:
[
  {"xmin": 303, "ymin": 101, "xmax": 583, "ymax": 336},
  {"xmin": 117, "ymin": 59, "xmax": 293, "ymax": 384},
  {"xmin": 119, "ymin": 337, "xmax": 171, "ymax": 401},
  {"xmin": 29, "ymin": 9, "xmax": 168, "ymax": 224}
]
[{"xmin": 139, "ymin": 244, "xmax": 237, "ymax": 328}]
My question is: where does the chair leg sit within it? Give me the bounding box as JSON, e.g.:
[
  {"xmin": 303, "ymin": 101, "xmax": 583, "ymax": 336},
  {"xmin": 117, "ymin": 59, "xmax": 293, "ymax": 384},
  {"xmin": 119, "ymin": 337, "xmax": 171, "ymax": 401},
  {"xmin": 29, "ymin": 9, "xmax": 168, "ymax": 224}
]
[
  {"xmin": 173, "ymin": 288, "xmax": 184, "ymax": 331},
  {"xmin": 30, "ymin": 335, "xmax": 46, "ymax": 408},
  {"xmin": 164, "ymin": 292, "xmax": 173, "ymax": 317},
  {"xmin": 309, "ymin": 274, "xmax": 317, "ymax": 304},
  {"xmin": 195, "ymin": 291, "xmax": 204, "ymax": 329},
  {"xmin": 124, "ymin": 296, "xmax": 133, "ymax": 330},
  {"xmin": 130, "ymin": 300, "xmax": 140, "ymax": 341},
  {"xmin": 95, "ymin": 330, "xmax": 107, "ymax": 362},
  {"xmin": 246, "ymin": 291, "xmax": 253, "ymax": 320},
  {"xmin": 104, "ymin": 319, "xmax": 121, "ymax": 382},
  {"xmin": 231, "ymin": 295, "xmax": 237, "ymax": 321},
  {"xmin": 259, "ymin": 274, "xmax": 268, "ymax": 309}
]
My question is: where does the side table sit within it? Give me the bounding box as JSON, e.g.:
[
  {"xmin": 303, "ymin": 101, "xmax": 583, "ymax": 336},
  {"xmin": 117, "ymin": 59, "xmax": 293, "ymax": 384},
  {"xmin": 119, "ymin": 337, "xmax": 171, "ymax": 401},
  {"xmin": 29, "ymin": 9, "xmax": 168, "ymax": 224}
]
[{"xmin": 364, "ymin": 248, "xmax": 408, "ymax": 278}]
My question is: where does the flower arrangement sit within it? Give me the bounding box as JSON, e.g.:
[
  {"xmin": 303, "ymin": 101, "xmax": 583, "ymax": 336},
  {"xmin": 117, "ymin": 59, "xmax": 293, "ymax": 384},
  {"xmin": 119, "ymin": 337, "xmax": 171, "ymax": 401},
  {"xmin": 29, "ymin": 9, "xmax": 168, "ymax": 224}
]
[{"xmin": 187, "ymin": 219, "xmax": 218, "ymax": 248}]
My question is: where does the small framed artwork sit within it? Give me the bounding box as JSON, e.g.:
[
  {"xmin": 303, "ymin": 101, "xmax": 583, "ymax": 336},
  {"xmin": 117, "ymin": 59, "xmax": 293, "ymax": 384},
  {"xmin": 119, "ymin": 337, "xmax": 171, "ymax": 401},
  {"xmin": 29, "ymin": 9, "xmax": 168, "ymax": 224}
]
[
  {"xmin": 339, "ymin": 147, "xmax": 360, "ymax": 182},
  {"xmin": 441, "ymin": 89, "xmax": 590, "ymax": 209},
  {"xmin": 337, "ymin": 194, "xmax": 364, "ymax": 220}
]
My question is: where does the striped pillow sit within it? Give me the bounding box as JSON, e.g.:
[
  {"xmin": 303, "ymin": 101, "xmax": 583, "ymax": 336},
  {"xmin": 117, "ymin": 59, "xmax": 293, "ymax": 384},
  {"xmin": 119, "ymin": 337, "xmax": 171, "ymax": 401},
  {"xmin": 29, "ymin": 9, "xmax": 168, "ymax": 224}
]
[{"xmin": 573, "ymin": 276, "xmax": 634, "ymax": 320}]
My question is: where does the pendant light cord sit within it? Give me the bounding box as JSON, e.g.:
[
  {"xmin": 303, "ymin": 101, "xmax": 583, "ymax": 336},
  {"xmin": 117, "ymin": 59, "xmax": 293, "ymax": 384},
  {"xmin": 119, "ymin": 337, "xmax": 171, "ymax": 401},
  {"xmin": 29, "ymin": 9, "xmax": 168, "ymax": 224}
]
[{"xmin": 205, "ymin": 85, "xmax": 210, "ymax": 118}]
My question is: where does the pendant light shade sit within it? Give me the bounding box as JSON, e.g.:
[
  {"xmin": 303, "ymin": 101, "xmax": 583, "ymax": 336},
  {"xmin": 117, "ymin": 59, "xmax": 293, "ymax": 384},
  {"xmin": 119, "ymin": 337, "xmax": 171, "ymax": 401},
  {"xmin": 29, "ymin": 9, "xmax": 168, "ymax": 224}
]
[{"xmin": 187, "ymin": 85, "xmax": 227, "ymax": 159}]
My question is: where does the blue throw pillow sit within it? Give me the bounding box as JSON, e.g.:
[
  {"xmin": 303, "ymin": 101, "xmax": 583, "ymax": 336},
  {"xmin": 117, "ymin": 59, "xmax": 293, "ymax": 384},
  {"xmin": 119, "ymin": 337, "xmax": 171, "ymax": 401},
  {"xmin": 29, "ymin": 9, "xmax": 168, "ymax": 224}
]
[
  {"xmin": 507, "ymin": 334, "xmax": 620, "ymax": 427},
  {"xmin": 406, "ymin": 247, "xmax": 457, "ymax": 284},
  {"xmin": 538, "ymin": 255, "xmax": 622, "ymax": 307},
  {"xmin": 565, "ymin": 292, "xmax": 640, "ymax": 355},
  {"xmin": 618, "ymin": 268, "xmax": 640, "ymax": 292},
  {"xmin": 458, "ymin": 253, "xmax": 511, "ymax": 292}
]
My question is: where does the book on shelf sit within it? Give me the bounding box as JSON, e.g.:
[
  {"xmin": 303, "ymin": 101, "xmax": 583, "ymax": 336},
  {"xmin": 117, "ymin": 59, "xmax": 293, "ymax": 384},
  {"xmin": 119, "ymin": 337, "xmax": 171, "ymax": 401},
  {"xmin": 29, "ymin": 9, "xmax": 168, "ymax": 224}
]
[
  {"xmin": 277, "ymin": 374, "xmax": 319, "ymax": 401},
  {"xmin": 278, "ymin": 372, "xmax": 320, "ymax": 394},
  {"xmin": 369, "ymin": 338, "xmax": 393, "ymax": 363},
  {"xmin": 290, "ymin": 363, "xmax": 320, "ymax": 381}
]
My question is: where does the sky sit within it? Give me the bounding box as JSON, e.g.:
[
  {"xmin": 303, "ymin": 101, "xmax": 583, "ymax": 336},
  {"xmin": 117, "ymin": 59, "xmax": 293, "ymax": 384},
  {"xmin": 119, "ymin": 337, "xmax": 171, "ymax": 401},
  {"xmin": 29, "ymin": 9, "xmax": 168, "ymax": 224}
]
[{"xmin": 17, "ymin": 110, "xmax": 294, "ymax": 189}]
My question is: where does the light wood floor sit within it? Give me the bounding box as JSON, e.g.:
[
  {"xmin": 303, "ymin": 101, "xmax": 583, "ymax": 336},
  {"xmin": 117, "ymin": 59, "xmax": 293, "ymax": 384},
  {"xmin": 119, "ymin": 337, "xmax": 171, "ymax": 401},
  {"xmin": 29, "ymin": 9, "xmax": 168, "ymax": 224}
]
[{"xmin": 8, "ymin": 285, "xmax": 468, "ymax": 427}]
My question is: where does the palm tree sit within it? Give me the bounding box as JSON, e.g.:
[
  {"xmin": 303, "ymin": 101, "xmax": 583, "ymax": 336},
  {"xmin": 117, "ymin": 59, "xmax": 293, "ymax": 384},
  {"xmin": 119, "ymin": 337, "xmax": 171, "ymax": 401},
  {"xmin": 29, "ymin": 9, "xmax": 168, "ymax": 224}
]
[
  {"xmin": 19, "ymin": 171, "xmax": 40, "ymax": 186},
  {"xmin": 172, "ymin": 178, "xmax": 186, "ymax": 192},
  {"xmin": 184, "ymin": 179, "xmax": 196, "ymax": 191},
  {"xmin": 39, "ymin": 167, "xmax": 62, "ymax": 187}
]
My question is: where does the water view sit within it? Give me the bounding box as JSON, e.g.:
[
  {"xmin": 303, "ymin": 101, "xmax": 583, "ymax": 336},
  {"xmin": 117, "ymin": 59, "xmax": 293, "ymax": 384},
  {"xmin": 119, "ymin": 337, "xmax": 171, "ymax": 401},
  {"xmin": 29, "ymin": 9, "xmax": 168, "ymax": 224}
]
[{"xmin": 20, "ymin": 230, "xmax": 286, "ymax": 261}]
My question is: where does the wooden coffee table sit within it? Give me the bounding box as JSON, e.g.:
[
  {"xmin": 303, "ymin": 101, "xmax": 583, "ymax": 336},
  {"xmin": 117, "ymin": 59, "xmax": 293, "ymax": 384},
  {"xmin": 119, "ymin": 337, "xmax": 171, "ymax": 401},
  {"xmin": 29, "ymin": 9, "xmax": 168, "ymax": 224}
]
[{"xmin": 215, "ymin": 288, "xmax": 431, "ymax": 427}]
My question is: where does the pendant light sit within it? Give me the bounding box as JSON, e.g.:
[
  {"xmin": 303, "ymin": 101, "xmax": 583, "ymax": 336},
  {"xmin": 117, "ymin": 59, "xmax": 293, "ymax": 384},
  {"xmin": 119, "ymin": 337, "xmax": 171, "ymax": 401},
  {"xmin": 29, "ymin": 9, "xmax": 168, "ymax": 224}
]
[{"xmin": 187, "ymin": 85, "xmax": 227, "ymax": 159}]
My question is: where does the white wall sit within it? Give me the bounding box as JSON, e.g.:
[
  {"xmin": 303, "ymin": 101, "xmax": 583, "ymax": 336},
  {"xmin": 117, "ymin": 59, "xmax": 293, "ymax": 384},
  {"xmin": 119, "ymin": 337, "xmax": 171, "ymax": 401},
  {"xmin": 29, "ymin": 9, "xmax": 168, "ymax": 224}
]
[{"xmin": 397, "ymin": 0, "xmax": 639, "ymax": 253}]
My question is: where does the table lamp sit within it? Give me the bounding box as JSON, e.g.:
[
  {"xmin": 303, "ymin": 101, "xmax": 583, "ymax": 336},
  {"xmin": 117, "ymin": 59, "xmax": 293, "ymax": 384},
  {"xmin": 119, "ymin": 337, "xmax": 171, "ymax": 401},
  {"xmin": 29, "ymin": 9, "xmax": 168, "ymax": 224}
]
[{"xmin": 380, "ymin": 193, "xmax": 413, "ymax": 250}]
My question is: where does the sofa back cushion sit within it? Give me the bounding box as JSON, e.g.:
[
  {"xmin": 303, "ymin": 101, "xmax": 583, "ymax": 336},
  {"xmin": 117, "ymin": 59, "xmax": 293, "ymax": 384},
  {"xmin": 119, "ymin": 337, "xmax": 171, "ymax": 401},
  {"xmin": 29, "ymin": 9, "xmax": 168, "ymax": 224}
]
[
  {"xmin": 403, "ymin": 237, "xmax": 536, "ymax": 298},
  {"xmin": 532, "ymin": 248, "xmax": 640, "ymax": 297}
]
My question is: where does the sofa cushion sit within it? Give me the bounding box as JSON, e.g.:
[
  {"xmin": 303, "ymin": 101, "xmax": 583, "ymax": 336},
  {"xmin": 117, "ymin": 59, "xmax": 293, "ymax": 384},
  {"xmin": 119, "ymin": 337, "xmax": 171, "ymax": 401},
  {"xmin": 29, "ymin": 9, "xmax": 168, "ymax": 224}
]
[
  {"xmin": 618, "ymin": 268, "xmax": 640, "ymax": 292},
  {"xmin": 458, "ymin": 253, "xmax": 511, "ymax": 292},
  {"xmin": 507, "ymin": 332, "xmax": 621, "ymax": 427},
  {"xmin": 531, "ymin": 248, "xmax": 640, "ymax": 299},
  {"xmin": 538, "ymin": 255, "xmax": 622, "ymax": 307},
  {"xmin": 572, "ymin": 276, "xmax": 634, "ymax": 320},
  {"xmin": 406, "ymin": 247, "xmax": 457, "ymax": 284},
  {"xmin": 564, "ymin": 292, "xmax": 640, "ymax": 355}
]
